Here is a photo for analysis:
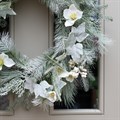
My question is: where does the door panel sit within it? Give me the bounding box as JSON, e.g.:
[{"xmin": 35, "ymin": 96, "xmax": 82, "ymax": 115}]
[
  {"xmin": 13, "ymin": 0, "xmax": 49, "ymax": 58},
  {"xmin": 0, "ymin": 0, "xmax": 119, "ymax": 120}
]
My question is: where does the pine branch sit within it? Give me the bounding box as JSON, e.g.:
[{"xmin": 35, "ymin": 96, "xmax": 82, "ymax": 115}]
[
  {"xmin": 61, "ymin": 81, "xmax": 77, "ymax": 107},
  {"xmin": 0, "ymin": 33, "xmax": 14, "ymax": 53},
  {"xmin": 41, "ymin": 0, "xmax": 70, "ymax": 13}
]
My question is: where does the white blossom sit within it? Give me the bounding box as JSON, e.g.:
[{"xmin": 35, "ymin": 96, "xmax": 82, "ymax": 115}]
[
  {"xmin": 34, "ymin": 81, "xmax": 53, "ymax": 98},
  {"xmin": 71, "ymin": 23, "xmax": 89, "ymax": 42},
  {"xmin": 79, "ymin": 66, "xmax": 87, "ymax": 78},
  {"xmin": 47, "ymin": 91, "xmax": 57, "ymax": 103},
  {"xmin": 66, "ymin": 43, "xmax": 83, "ymax": 63},
  {"xmin": 63, "ymin": 4, "xmax": 83, "ymax": 27},
  {"xmin": 33, "ymin": 81, "xmax": 57, "ymax": 103},
  {"xmin": 72, "ymin": 67, "xmax": 80, "ymax": 73},
  {"xmin": 59, "ymin": 71, "xmax": 79, "ymax": 82},
  {"xmin": 0, "ymin": 53, "xmax": 15, "ymax": 70},
  {"xmin": 80, "ymin": 72, "xmax": 87, "ymax": 78},
  {"xmin": 68, "ymin": 59, "xmax": 76, "ymax": 68}
]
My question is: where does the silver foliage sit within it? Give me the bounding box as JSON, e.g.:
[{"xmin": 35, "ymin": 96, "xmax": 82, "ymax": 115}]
[
  {"xmin": 0, "ymin": 78, "xmax": 25, "ymax": 97},
  {"xmin": 40, "ymin": 0, "xmax": 70, "ymax": 13},
  {"xmin": 0, "ymin": 33, "xmax": 14, "ymax": 52},
  {"xmin": 24, "ymin": 56, "xmax": 47, "ymax": 80}
]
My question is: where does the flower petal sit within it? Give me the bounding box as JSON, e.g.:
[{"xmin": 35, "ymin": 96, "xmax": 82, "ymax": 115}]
[
  {"xmin": 24, "ymin": 78, "xmax": 34, "ymax": 94},
  {"xmin": 4, "ymin": 58, "xmax": 15, "ymax": 67},
  {"xmin": 40, "ymin": 81, "xmax": 53, "ymax": 90},
  {"xmin": 66, "ymin": 43, "xmax": 83, "ymax": 62},
  {"xmin": 69, "ymin": 4, "xmax": 77, "ymax": 11},
  {"xmin": 66, "ymin": 77, "xmax": 74, "ymax": 82},
  {"xmin": 76, "ymin": 10, "xmax": 83, "ymax": 19},
  {"xmin": 47, "ymin": 91, "xmax": 57, "ymax": 103},
  {"xmin": 63, "ymin": 9, "xmax": 71, "ymax": 19},
  {"xmin": 76, "ymin": 33, "xmax": 89, "ymax": 42},
  {"xmin": 71, "ymin": 22, "xmax": 86, "ymax": 36},
  {"xmin": 65, "ymin": 34, "xmax": 76, "ymax": 47},
  {"xmin": 72, "ymin": 67, "xmax": 80, "ymax": 73},
  {"xmin": 57, "ymin": 80, "xmax": 66, "ymax": 91},
  {"xmin": 0, "ymin": 66, "xmax": 2, "ymax": 71},
  {"xmin": 0, "ymin": 53, "xmax": 8, "ymax": 59},
  {"xmin": 34, "ymin": 84, "xmax": 47, "ymax": 98},
  {"xmin": 65, "ymin": 20, "xmax": 75, "ymax": 27},
  {"xmin": 59, "ymin": 71, "xmax": 69, "ymax": 78}
]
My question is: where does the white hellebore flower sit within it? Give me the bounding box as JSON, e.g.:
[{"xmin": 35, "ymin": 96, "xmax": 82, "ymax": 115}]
[
  {"xmin": 80, "ymin": 72, "xmax": 87, "ymax": 78},
  {"xmin": 47, "ymin": 91, "xmax": 57, "ymax": 103},
  {"xmin": 71, "ymin": 23, "xmax": 89, "ymax": 42},
  {"xmin": 63, "ymin": 4, "xmax": 83, "ymax": 27},
  {"xmin": 68, "ymin": 59, "xmax": 76, "ymax": 68},
  {"xmin": 66, "ymin": 43, "xmax": 83, "ymax": 63},
  {"xmin": 60, "ymin": 70, "xmax": 79, "ymax": 82},
  {"xmin": 72, "ymin": 67, "xmax": 80, "ymax": 73},
  {"xmin": 34, "ymin": 81, "xmax": 57, "ymax": 103},
  {"xmin": 79, "ymin": 66, "xmax": 87, "ymax": 78},
  {"xmin": 0, "ymin": 53, "xmax": 15, "ymax": 70}
]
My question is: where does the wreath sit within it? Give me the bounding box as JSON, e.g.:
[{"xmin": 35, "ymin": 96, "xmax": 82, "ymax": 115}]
[{"xmin": 0, "ymin": 0, "xmax": 111, "ymax": 110}]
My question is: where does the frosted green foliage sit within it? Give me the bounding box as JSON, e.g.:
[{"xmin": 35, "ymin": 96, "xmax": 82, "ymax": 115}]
[
  {"xmin": 0, "ymin": 34, "xmax": 29, "ymax": 69},
  {"xmin": 0, "ymin": 70, "xmax": 25, "ymax": 97},
  {"xmin": 0, "ymin": 70, "xmax": 22, "ymax": 86},
  {"xmin": 41, "ymin": 0, "xmax": 71, "ymax": 13},
  {"xmin": 0, "ymin": 33, "xmax": 14, "ymax": 52},
  {"xmin": 81, "ymin": 49, "xmax": 96, "ymax": 65},
  {"xmin": 10, "ymin": 50, "xmax": 29, "ymax": 69},
  {"xmin": 0, "ymin": 77, "xmax": 25, "ymax": 97},
  {"xmin": 61, "ymin": 81, "xmax": 77, "ymax": 107},
  {"xmin": 24, "ymin": 56, "xmax": 47, "ymax": 80}
]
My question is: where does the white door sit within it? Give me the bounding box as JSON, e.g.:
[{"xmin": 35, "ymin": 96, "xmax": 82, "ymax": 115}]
[{"xmin": 0, "ymin": 0, "xmax": 120, "ymax": 120}]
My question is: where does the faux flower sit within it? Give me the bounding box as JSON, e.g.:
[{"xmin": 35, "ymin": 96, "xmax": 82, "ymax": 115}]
[
  {"xmin": 80, "ymin": 66, "xmax": 87, "ymax": 72},
  {"xmin": 0, "ymin": 53, "xmax": 15, "ymax": 70},
  {"xmin": 34, "ymin": 81, "xmax": 53, "ymax": 98},
  {"xmin": 33, "ymin": 81, "xmax": 57, "ymax": 102},
  {"xmin": 60, "ymin": 70, "xmax": 79, "ymax": 82},
  {"xmin": 47, "ymin": 91, "xmax": 57, "ymax": 103},
  {"xmin": 68, "ymin": 59, "xmax": 76, "ymax": 68},
  {"xmin": 79, "ymin": 66, "xmax": 87, "ymax": 78},
  {"xmin": 72, "ymin": 67, "xmax": 80, "ymax": 73},
  {"xmin": 71, "ymin": 22, "xmax": 89, "ymax": 42},
  {"xmin": 80, "ymin": 72, "xmax": 87, "ymax": 78},
  {"xmin": 63, "ymin": 4, "xmax": 83, "ymax": 27},
  {"xmin": 66, "ymin": 43, "xmax": 83, "ymax": 63}
]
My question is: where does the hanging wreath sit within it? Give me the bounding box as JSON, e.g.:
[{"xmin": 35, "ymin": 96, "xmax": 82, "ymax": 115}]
[{"xmin": 0, "ymin": 0, "xmax": 112, "ymax": 110}]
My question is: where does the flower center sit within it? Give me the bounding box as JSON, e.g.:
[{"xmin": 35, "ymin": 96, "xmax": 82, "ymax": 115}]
[
  {"xmin": 56, "ymin": 67, "xmax": 64, "ymax": 75},
  {"xmin": 70, "ymin": 13, "xmax": 77, "ymax": 20},
  {"xmin": 67, "ymin": 74, "xmax": 74, "ymax": 81},
  {"xmin": 0, "ymin": 58, "xmax": 4, "ymax": 66},
  {"xmin": 49, "ymin": 92, "xmax": 55, "ymax": 98}
]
